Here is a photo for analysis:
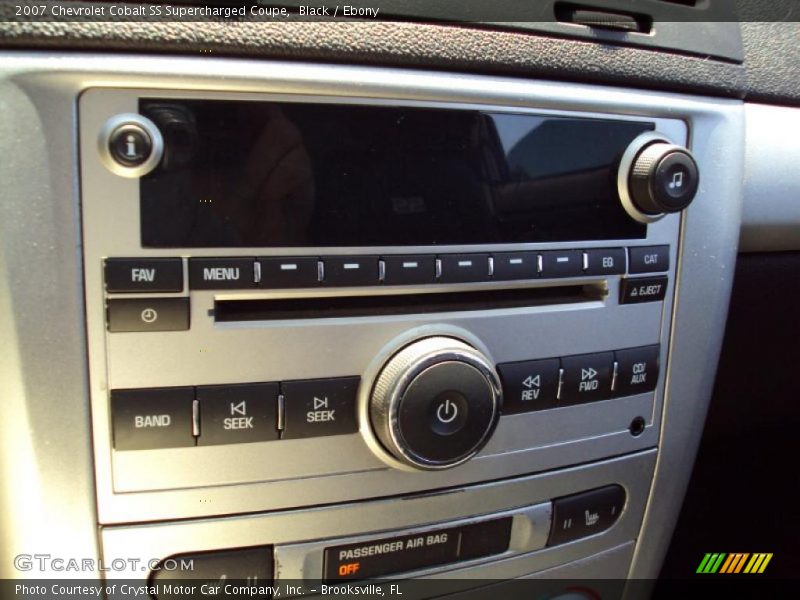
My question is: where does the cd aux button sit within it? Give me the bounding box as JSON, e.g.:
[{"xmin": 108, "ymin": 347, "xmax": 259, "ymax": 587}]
[
  {"xmin": 104, "ymin": 258, "xmax": 183, "ymax": 293},
  {"xmin": 559, "ymin": 352, "xmax": 615, "ymax": 405},
  {"xmin": 189, "ymin": 258, "xmax": 256, "ymax": 290},
  {"xmin": 438, "ymin": 254, "xmax": 490, "ymax": 283},
  {"xmin": 197, "ymin": 383, "xmax": 279, "ymax": 446},
  {"xmin": 497, "ymin": 358, "xmax": 560, "ymax": 414},
  {"xmin": 259, "ymin": 257, "xmax": 320, "ymax": 288},
  {"xmin": 281, "ymin": 377, "xmax": 360, "ymax": 439},
  {"xmin": 614, "ymin": 345, "xmax": 660, "ymax": 397}
]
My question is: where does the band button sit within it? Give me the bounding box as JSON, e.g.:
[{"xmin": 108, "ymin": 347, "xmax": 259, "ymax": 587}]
[{"xmin": 111, "ymin": 387, "xmax": 195, "ymax": 450}]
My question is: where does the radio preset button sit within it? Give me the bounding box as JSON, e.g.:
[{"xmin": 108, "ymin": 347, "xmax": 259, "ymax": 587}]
[
  {"xmin": 620, "ymin": 276, "xmax": 669, "ymax": 304},
  {"xmin": 259, "ymin": 257, "xmax": 319, "ymax": 288},
  {"xmin": 540, "ymin": 250, "xmax": 583, "ymax": 278},
  {"xmin": 189, "ymin": 258, "xmax": 256, "ymax": 290},
  {"xmin": 628, "ymin": 245, "xmax": 669, "ymax": 274},
  {"xmin": 548, "ymin": 485, "xmax": 626, "ymax": 546},
  {"xmin": 584, "ymin": 248, "xmax": 626, "ymax": 276},
  {"xmin": 324, "ymin": 256, "xmax": 380, "ymax": 286},
  {"xmin": 382, "ymin": 255, "xmax": 436, "ymax": 285},
  {"xmin": 492, "ymin": 252, "xmax": 540, "ymax": 281},
  {"xmin": 111, "ymin": 387, "xmax": 195, "ymax": 451},
  {"xmin": 497, "ymin": 358, "xmax": 560, "ymax": 414},
  {"xmin": 106, "ymin": 297, "xmax": 190, "ymax": 332},
  {"xmin": 282, "ymin": 377, "xmax": 359, "ymax": 439},
  {"xmin": 559, "ymin": 352, "xmax": 614, "ymax": 405},
  {"xmin": 438, "ymin": 254, "xmax": 490, "ymax": 283},
  {"xmin": 614, "ymin": 345, "xmax": 660, "ymax": 397},
  {"xmin": 105, "ymin": 258, "xmax": 183, "ymax": 293},
  {"xmin": 197, "ymin": 383, "xmax": 279, "ymax": 446}
]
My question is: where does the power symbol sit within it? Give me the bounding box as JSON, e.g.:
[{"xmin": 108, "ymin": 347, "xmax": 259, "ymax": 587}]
[{"xmin": 436, "ymin": 399, "xmax": 458, "ymax": 424}]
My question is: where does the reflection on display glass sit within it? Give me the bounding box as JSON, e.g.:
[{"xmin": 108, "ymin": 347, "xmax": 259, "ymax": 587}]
[{"xmin": 140, "ymin": 100, "xmax": 650, "ymax": 247}]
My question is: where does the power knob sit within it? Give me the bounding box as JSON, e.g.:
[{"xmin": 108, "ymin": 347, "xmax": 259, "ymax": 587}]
[
  {"xmin": 618, "ymin": 133, "xmax": 700, "ymax": 223},
  {"xmin": 369, "ymin": 337, "xmax": 502, "ymax": 471}
]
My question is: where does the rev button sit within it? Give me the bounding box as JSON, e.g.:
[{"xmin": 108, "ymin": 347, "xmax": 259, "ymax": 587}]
[
  {"xmin": 498, "ymin": 358, "xmax": 560, "ymax": 414},
  {"xmin": 189, "ymin": 258, "xmax": 255, "ymax": 290},
  {"xmin": 197, "ymin": 383, "xmax": 279, "ymax": 446},
  {"xmin": 282, "ymin": 377, "xmax": 359, "ymax": 439}
]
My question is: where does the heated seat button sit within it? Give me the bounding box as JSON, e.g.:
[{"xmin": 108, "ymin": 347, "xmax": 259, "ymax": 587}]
[
  {"xmin": 628, "ymin": 245, "xmax": 669, "ymax": 273},
  {"xmin": 105, "ymin": 258, "xmax": 183, "ymax": 293},
  {"xmin": 540, "ymin": 250, "xmax": 583, "ymax": 278},
  {"xmin": 259, "ymin": 257, "xmax": 319, "ymax": 288},
  {"xmin": 615, "ymin": 345, "xmax": 660, "ymax": 397},
  {"xmin": 548, "ymin": 485, "xmax": 626, "ymax": 546},
  {"xmin": 189, "ymin": 258, "xmax": 255, "ymax": 289},
  {"xmin": 382, "ymin": 255, "xmax": 436, "ymax": 285},
  {"xmin": 559, "ymin": 352, "xmax": 614, "ymax": 405},
  {"xmin": 107, "ymin": 298, "xmax": 190, "ymax": 332},
  {"xmin": 150, "ymin": 547, "xmax": 273, "ymax": 599},
  {"xmin": 584, "ymin": 248, "xmax": 626, "ymax": 276},
  {"xmin": 492, "ymin": 252, "xmax": 539, "ymax": 281},
  {"xmin": 111, "ymin": 387, "xmax": 195, "ymax": 450},
  {"xmin": 438, "ymin": 254, "xmax": 490, "ymax": 283},
  {"xmin": 282, "ymin": 377, "xmax": 359, "ymax": 439},
  {"xmin": 197, "ymin": 383, "xmax": 279, "ymax": 446},
  {"xmin": 324, "ymin": 256, "xmax": 380, "ymax": 286},
  {"xmin": 620, "ymin": 276, "xmax": 669, "ymax": 304},
  {"xmin": 497, "ymin": 358, "xmax": 560, "ymax": 414}
]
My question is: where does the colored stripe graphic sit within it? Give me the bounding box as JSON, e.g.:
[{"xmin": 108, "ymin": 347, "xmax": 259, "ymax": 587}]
[{"xmin": 698, "ymin": 552, "xmax": 773, "ymax": 574}]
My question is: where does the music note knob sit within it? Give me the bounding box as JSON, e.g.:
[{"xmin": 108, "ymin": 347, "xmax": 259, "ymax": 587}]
[{"xmin": 618, "ymin": 133, "xmax": 699, "ymax": 223}]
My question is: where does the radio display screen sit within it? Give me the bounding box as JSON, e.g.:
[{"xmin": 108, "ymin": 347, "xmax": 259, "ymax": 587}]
[{"xmin": 139, "ymin": 99, "xmax": 649, "ymax": 247}]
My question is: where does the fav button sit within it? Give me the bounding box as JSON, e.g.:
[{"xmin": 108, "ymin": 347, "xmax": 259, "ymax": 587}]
[
  {"xmin": 559, "ymin": 352, "xmax": 614, "ymax": 405},
  {"xmin": 282, "ymin": 377, "xmax": 360, "ymax": 439},
  {"xmin": 189, "ymin": 258, "xmax": 256, "ymax": 289},
  {"xmin": 104, "ymin": 258, "xmax": 183, "ymax": 293},
  {"xmin": 497, "ymin": 358, "xmax": 560, "ymax": 414},
  {"xmin": 197, "ymin": 383, "xmax": 279, "ymax": 446},
  {"xmin": 111, "ymin": 387, "xmax": 195, "ymax": 450}
]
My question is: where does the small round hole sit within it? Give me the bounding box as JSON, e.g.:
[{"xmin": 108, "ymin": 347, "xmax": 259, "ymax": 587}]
[{"xmin": 629, "ymin": 416, "xmax": 646, "ymax": 437}]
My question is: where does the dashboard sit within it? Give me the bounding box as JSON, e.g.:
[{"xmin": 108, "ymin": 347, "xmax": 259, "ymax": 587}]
[{"xmin": 0, "ymin": 5, "xmax": 798, "ymax": 598}]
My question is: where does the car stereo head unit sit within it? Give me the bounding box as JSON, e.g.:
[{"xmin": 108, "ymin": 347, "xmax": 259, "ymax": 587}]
[{"xmin": 80, "ymin": 84, "xmax": 693, "ymax": 523}]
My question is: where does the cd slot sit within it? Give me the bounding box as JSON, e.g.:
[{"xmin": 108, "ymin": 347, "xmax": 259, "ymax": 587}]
[{"xmin": 214, "ymin": 284, "xmax": 603, "ymax": 322}]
